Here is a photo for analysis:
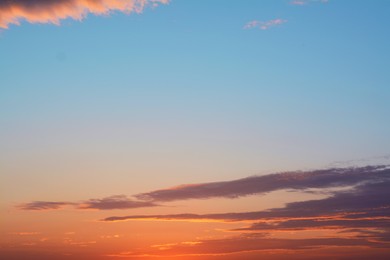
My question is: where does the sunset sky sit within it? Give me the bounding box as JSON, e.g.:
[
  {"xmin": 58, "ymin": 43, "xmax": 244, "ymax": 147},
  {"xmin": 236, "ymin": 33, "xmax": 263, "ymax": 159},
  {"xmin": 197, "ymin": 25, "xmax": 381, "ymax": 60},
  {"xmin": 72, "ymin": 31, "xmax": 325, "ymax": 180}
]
[{"xmin": 1, "ymin": 0, "xmax": 390, "ymax": 259}]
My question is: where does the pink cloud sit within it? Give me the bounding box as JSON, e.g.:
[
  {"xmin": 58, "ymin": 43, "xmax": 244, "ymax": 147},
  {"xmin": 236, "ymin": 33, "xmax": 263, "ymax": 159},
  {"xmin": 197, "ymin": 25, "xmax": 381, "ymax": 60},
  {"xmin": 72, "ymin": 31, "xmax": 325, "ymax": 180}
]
[
  {"xmin": 244, "ymin": 19, "xmax": 287, "ymax": 30},
  {"xmin": 290, "ymin": 0, "xmax": 329, "ymax": 5},
  {"xmin": 291, "ymin": 0, "xmax": 307, "ymax": 5},
  {"xmin": 0, "ymin": 0, "xmax": 169, "ymax": 29}
]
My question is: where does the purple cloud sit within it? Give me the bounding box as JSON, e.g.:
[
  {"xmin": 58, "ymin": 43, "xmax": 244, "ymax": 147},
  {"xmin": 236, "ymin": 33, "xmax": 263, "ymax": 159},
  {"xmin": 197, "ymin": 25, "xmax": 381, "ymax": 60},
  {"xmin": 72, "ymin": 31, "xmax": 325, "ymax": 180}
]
[
  {"xmin": 102, "ymin": 170, "xmax": 390, "ymax": 249},
  {"xmin": 103, "ymin": 178, "xmax": 390, "ymax": 223},
  {"xmin": 19, "ymin": 195, "xmax": 158, "ymax": 211},
  {"xmin": 18, "ymin": 201, "xmax": 73, "ymax": 210},
  {"xmin": 135, "ymin": 165, "xmax": 390, "ymax": 202},
  {"xmin": 19, "ymin": 165, "xmax": 390, "ymax": 217},
  {"xmin": 78, "ymin": 195, "xmax": 158, "ymax": 210}
]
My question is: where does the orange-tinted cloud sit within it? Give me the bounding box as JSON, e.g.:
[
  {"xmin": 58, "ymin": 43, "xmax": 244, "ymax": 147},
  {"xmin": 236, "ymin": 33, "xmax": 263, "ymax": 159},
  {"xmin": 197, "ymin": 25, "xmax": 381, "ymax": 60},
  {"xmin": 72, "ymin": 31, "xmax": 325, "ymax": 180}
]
[
  {"xmin": 0, "ymin": 0, "xmax": 169, "ymax": 29},
  {"xmin": 9, "ymin": 232, "xmax": 41, "ymax": 235},
  {"xmin": 108, "ymin": 234, "xmax": 389, "ymax": 258}
]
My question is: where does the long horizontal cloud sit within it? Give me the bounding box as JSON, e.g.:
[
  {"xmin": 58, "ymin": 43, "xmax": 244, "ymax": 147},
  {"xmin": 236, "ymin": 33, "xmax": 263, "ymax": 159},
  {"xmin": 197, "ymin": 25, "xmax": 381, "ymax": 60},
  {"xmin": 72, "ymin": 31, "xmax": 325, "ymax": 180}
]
[
  {"xmin": 78, "ymin": 195, "xmax": 158, "ymax": 210},
  {"xmin": 103, "ymin": 178, "xmax": 390, "ymax": 223},
  {"xmin": 19, "ymin": 165, "xmax": 390, "ymax": 211},
  {"xmin": 0, "ymin": 0, "xmax": 168, "ymax": 29},
  {"xmin": 104, "ymin": 176, "xmax": 390, "ymax": 258},
  {"xmin": 102, "ymin": 169, "xmax": 390, "ymax": 249},
  {"xmin": 135, "ymin": 165, "xmax": 390, "ymax": 202},
  {"xmin": 290, "ymin": 0, "xmax": 329, "ymax": 5},
  {"xmin": 19, "ymin": 195, "xmax": 158, "ymax": 211},
  {"xmin": 18, "ymin": 164, "xmax": 390, "ymax": 258},
  {"xmin": 18, "ymin": 201, "xmax": 74, "ymax": 210}
]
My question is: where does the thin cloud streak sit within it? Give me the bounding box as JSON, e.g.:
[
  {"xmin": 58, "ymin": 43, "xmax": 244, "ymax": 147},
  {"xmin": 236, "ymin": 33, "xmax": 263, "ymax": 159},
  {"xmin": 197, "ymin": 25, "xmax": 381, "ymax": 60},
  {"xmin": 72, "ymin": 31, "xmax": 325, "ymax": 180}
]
[
  {"xmin": 290, "ymin": 0, "xmax": 329, "ymax": 5},
  {"xmin": 78, "ymin": 195, "xmax": 158, "ymax": 210},
  {"xmin": 0, "ymin": 0, "xmax": 169, "ymax": 29},
  {"xmin": 135, "ymin": 165, "xmax": 390, "ymax": 202},
  {"xmin": 18, "ymin": 201, "xmax": 73, "ymax": 210},
  {"xmin": 19, "ymin": 195, "xmax": 157, "ymax": 211},
  {"xmin": 244, "ymin": 19, "xmax": 287, "ymax": 30},
  {"xmin": 107, "ymin": 234, "xmax": 390, "ymax": 258}
]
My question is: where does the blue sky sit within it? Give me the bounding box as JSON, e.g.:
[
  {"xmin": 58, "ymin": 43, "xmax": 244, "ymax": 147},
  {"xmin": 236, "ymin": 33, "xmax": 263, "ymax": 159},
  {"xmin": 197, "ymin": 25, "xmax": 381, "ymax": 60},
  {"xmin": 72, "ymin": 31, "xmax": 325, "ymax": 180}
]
[{"xmin": 1, "ymin": 0, "xmax": 390, "ymax": 183}]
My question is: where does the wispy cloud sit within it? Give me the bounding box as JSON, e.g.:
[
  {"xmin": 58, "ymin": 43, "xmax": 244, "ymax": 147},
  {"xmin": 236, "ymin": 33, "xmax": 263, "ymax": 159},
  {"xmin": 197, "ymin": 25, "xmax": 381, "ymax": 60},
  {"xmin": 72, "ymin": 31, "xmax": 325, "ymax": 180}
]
[
  {"xmin": 78, "ymin": 195, "xmax": 158, "ymax": 210},
  {"xmin": 290, "ymin": 0, "xmax": 329, "ymax": 5},
  {"xmin": 0, "ymin": 0, "xmax": 169, "ymax": 29},
  {"xmin": 135, "ymin": 165, "xmax": 390, "ymax": 202},
  {"xmin": 19, "ymin": 195, "xmax": 157, "ymax": 211},
  {"xmin": 9, "ymin": 232, "xmax": 41, "ymax": 236},
  {"xmin": 107, "ymin": 234, "xmax": 389, "ymax": 259},
  {"xmin": 291, "ymin": 0, "xmax": 307, "ymax": 5},
  {"xmin": 18, "ymin": 201, "xmax": 73, "ymax": 210},
  {"xmin": 244, "ymin": 19, "xmax": 287, "ymax": 30}
]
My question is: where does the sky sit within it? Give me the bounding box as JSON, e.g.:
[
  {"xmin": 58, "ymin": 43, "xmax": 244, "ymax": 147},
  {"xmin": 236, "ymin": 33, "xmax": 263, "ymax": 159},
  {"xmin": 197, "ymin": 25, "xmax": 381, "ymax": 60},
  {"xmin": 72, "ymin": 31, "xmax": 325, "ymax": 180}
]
[{"xmin": 1, "ymin": 0, "xmax": 390, "ymax": 259}]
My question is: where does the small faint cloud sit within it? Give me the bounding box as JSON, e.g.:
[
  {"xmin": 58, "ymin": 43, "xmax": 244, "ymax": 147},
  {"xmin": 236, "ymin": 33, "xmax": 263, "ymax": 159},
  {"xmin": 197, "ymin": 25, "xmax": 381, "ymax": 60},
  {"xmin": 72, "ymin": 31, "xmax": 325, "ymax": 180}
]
[
  {"xmin": 64, "ymin": 239, "xmax": 97, "ymax": 247},
  {"xmin": 18, "ymin": 201, "xmax": 73, "ymax": 210},
  {"xmin": 290, "ymin": 0, "xmax": 329, "ymax": 5},
  {"xmin": 78, "ymin": 195, "xmax": 158, "ymax": 210},
  {"xmin": 10, "ymin": 232, "xmax": 40, "ymax": 236},
  {"xmin": 100, "ymin": 234, "xmax": 121, "ymax": 239},
  {"xmin": 290, "ymin": 0, "xmax": 307, "ymax": 5},
  {"xmin": 19, "ymin": 195, "xmax": 158, "ymax": 211},
  {"xmin": 22, "ymin": 243, "xmax": 37, "ymax": 246},
  {"xmin": 244, "ymin": 19, "xmax": 287, "ymax": 30}
]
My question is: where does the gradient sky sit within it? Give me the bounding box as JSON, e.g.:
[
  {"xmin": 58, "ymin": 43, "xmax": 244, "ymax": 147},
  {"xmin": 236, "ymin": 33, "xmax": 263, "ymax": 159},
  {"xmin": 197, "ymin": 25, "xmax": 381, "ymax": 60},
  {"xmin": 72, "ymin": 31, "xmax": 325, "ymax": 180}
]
[{"xmin": 1, "ymin": 0, "xmax": 390, "ymax": 259}]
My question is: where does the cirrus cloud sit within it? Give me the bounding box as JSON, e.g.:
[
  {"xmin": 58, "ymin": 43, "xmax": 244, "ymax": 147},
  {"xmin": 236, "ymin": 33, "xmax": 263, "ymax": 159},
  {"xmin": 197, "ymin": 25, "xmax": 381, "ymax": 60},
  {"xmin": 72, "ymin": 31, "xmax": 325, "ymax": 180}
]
[
  {"xmin": 18, "ymin": 195, "xmax": 158, "ymax": 211},
  {"xmin": 244, "ymin": 19, "xmax": 287, "ymax": 30},
  {"xmin": 290, "ymin": 0, "xmax": 329, "ymax": 5}
]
